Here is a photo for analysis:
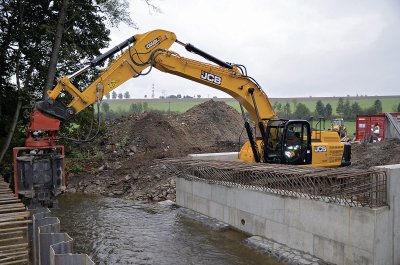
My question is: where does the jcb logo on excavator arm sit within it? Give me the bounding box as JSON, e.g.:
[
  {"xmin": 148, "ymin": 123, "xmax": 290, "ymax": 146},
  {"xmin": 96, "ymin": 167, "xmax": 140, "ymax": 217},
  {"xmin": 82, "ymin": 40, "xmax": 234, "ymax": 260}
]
[
  {"xmin": 200, "ymin": 71, "xmax": 222, "ymax": 85},
  {"xmin": 145, "ymin": 37, "xmax": 160, "ymax": 49}
]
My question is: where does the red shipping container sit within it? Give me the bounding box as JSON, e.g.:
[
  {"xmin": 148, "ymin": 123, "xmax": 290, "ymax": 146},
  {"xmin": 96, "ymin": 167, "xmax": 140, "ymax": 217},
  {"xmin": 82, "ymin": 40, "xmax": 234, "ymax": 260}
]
[{"xmin": 356, "ymin": 112, "xmax": 400, "ymax": 142}]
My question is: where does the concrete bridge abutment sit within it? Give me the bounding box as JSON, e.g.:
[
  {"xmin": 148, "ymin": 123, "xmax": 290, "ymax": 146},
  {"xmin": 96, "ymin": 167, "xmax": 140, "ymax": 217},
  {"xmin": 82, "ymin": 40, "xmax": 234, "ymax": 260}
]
[{"xmin": 176, "ymin": 154, "xmax": 400, "ymax": 265}]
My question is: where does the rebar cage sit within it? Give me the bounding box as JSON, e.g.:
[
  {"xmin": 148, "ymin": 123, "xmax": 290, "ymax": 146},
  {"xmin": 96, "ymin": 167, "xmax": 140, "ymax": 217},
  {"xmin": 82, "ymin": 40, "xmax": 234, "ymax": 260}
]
[{"xmin": 158, "ymin": 159, "xmax": 388, "ymax": 208}]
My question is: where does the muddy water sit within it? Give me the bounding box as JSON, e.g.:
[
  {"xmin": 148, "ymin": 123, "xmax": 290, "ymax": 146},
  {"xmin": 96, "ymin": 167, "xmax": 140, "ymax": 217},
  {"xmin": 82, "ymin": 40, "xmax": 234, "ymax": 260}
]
[{"xmin": 53, "ymin": 194, "xmax": 283, "ymax": 265}]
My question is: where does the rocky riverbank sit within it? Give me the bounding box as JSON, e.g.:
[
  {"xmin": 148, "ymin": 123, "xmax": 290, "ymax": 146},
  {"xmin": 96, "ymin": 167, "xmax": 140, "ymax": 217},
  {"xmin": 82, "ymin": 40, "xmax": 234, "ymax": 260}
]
[{"xmin": 66, "ymin": 100, "xmax": 245, "ymax": 201}]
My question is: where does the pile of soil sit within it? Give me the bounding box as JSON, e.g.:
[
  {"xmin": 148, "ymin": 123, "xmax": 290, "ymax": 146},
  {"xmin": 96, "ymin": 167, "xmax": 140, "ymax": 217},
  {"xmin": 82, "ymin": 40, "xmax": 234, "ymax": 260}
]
[
  {"xmin": 67, "ymin": 100, "xmax": 246, "ymax": 201},
  {"xmin": 350, "ymin": 139, "xmax": 400, "ymax": 169}
]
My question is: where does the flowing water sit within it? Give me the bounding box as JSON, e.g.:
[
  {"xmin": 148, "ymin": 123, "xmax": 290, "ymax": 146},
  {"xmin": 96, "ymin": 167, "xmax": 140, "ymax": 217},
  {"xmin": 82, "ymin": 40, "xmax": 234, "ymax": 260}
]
[{"xmin": 53, "ymin": 193, "xmax": 283, "ymax": 265}]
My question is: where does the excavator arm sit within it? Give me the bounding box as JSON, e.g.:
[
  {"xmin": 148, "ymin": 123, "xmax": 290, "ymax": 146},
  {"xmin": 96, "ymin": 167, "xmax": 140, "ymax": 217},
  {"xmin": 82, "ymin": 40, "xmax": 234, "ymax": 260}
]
[
  {"xmin": 152, "ymin": 50, "xmax": 276, "ymax": 123},
  {"xmin": 38, "ymin": 30, "xmax": 178, "ymax": 120},
  {"xmin": 34, "ymin": 29, "xmax": 278, "ymax": 163},
  {"xmin": 39, "ymin": 29, "xmax": 276, "ymax": 127},
  {"xmin": 36, "ymin": 28, "xmax": 281, "ymax": 165}
]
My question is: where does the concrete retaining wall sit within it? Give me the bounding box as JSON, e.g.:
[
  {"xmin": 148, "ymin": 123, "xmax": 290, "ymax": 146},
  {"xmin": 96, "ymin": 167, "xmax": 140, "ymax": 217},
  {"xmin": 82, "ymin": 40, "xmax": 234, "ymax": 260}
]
[{"xmin": 176, "ymin": 164, "xmax": 400, "ymax": 265}]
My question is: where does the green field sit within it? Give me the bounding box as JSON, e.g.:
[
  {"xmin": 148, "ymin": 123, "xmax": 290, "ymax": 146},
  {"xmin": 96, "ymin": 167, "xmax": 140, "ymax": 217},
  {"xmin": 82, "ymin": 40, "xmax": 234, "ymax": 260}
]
[
  {"xmin": 102, "ymin": 96, "xmax": 399, "ymax": 136},
  {"xmin": 103, "ymin": 98, "xmax": 240, "ymax": 113},
  {"xmin": 271, "ymin": 96, "xmax": 400, "ymax": 114},
  {"xmin": 103, "ymin": 96, "xmax": 400, "ymax": 117}
]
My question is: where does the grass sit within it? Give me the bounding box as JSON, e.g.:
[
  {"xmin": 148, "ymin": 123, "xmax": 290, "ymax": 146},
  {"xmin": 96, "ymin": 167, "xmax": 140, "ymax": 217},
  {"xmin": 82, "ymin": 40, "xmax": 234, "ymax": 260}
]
[
  {"xmin": 271, "ymin": 96, "xmax": 400, "ymax": 115},
  {"xmin": 102, "ymin": 96, "xmax": 399, "ymax": 136},
  {"xmin": 104, "ymin": 96, "xmax": 400, "ymax": 115},
  {"xmin": 104, "ymin": 98, "xmax": 241, "ymax": 113}
]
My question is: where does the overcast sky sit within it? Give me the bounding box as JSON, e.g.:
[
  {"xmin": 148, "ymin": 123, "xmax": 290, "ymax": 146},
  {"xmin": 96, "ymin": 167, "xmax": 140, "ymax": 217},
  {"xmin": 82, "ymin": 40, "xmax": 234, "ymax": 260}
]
[{"xmin": 106, "ymin": 0, "xmax": 400, "ymax": 99}]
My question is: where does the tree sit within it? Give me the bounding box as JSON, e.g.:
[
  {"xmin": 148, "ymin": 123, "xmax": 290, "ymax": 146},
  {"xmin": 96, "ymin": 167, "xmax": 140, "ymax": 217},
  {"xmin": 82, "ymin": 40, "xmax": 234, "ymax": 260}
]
[
  {"xmin": 105, "ymin": 93, "xmax": 110, "ymax": 99},
  {"xmin": 293, "ymin": 103, "xmax": 311, "ymax": 119},
  {"xmin": 343, "ymin": 99, "xmax": 351, "ymax": 120},
  {"xmin": 118, "ymin": 93, "xmax": 123, "ymax": 99},
  {"xmin": 42, "ymin": 0, "xmax": 69, "ymax": 99},
  {"xmin": 124, "ymin": 91, "xmax": 130, "ymax": 99},
  {"xmin": 42, "ymin": 0, "xmax": 136, "ymax": 98},
  {"xmin": 273, "ymin": 101, "xmax": 282, "ymax": 113},
  {"xmin": 0, "ymin": 0, "xmax": 156, "ymax": 170},
  {"xmin": 143, "ymin": 102, "xmax": 148, "ymax": 111},
  {"xmin": 101, "ymin": 102, "xmax": 110, "ymax": 113},
  {"xmin": 197, "ymin": 95, "xmax": 201, "ymax": 99},
  {"xmin": 365, "ymin": 99, "xmax": 383, "ymax": 115},
  {"xmin": 112, "ymin": 91, "xmax": 117, "ymax": 99},
  {"xmin": 324, "ymin": 103, "xmax": 332, "ymax": 119},
  {"xmin": 373, "ymin": 99, "xmax": 382, "ymax": 114},
  {"xmin": 315, "ymin": 100, "xmax": 325, "ymax": 117},
  {"xmin": 101, "ymin": 101, "xmax": 110, "ymax": 120},
  {"xmin": 350, "ymin": 102, "xmax": 363, "ymax": 120},
  {"xmin": 283, "ymin": 102, "xmax": 292, "ymax": 119},
  {"xmin": 292, "ymin": 99, "xmax": 298, "ymax": 109},
  {"xmin": 336, "ymin": 98, "xmax": 344, "ymax": 115},
  {"xmin": 397, "ymin": 103, "xmax": 400, "ymax": 112},
  {"xmin": 0, "ymin": 51, "xmax": 24, "ymax": 164},
  {"xmin": 129, "ymin": 103, "xmax": 143, "ymax": 114}
]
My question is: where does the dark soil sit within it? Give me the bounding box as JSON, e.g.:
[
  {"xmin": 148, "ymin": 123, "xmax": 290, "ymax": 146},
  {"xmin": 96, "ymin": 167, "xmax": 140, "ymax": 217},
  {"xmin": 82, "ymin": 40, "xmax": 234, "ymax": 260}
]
[
  {"xmin": 350, "ymin": 139, "xmax": 400, "ymax": 169},
  {"xmin": 67, "ymin": 100, "xmax": 246, "ymax": 201}
]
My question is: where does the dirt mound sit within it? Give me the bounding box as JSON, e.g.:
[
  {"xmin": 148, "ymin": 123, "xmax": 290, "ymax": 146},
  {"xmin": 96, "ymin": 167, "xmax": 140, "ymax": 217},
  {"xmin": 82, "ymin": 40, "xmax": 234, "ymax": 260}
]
[
  {"xmin": 130, "ymin": 111, "xmax": 191, "ymax": 158},
  {"xmin": 350, "ymin": 139, "xmax": 400, "ymax": 169},
  {"xmin": 180, "ymin": 100, "xmax": 245, "ymax": 148},
  {"xmin": 67, "ymin": 100, "xmax": 245, "ymax": 201},
  {"xmin": 121, "ymin": 100, "xmax": 245, "ymax": 164}
]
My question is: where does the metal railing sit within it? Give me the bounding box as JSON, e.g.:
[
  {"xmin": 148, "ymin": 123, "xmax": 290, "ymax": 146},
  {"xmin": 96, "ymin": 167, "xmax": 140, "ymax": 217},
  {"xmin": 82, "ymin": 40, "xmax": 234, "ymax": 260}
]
[{"xmin": 159, "ymin": 159, "xmax": 388, "ymax": 208}]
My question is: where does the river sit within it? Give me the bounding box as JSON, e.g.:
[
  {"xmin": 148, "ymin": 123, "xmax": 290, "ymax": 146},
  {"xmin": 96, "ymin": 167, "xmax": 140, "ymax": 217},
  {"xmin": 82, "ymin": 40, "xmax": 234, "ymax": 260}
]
[{"xmin": 53, "ymin": 193, "xmax": 283, "ymax": 265}]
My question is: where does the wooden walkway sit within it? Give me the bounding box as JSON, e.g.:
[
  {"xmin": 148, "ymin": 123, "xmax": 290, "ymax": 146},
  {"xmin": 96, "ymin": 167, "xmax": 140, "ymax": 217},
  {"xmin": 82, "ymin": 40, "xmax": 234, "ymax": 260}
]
[{"xmin": 0, "ymin": 178, "xmax": 30, "ymax": 265}]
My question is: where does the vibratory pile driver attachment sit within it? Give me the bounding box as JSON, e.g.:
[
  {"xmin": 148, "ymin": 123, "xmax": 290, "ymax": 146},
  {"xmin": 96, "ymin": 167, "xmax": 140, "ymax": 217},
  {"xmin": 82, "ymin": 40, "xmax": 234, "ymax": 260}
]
[{"xmin": 13, "ymin": 109, "xmax": 66, "ymax": 207}]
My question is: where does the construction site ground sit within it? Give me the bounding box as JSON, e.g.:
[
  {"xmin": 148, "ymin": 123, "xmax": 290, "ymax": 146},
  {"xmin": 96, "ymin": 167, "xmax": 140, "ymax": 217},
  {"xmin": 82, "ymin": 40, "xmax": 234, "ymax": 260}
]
[{"xmin": 66, "ymin": 100, "xmax": 400, "ymax": 202}]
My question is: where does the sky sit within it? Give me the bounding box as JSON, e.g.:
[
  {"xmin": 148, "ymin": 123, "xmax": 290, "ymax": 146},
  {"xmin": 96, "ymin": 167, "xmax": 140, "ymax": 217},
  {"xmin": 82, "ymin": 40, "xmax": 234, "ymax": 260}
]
[{"xmin": 105, "ymin": 0, "xmax": 400, "ymax": 99}]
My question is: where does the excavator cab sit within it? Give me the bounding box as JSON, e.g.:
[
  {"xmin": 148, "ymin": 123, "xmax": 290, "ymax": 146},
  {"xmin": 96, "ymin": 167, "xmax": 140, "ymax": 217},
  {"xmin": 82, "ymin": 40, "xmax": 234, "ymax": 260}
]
[{"xmin": 264, "ymin": 120, "xmax": 312, "ymax": 165}]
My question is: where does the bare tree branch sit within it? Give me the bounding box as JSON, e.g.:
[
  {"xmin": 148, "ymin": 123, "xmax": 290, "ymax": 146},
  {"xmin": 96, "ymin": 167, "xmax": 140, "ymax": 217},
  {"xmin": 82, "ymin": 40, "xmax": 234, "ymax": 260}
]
[{"xmin": 143, "ymin": 0, "xmax": 162, "ymax": 14}]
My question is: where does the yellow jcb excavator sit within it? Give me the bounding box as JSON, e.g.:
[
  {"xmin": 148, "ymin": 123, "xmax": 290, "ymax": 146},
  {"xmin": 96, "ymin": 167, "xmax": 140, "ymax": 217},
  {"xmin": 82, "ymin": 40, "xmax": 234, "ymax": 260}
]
[
  {"xmin": 13, "ymin": 29, "xmax": 351, "ymax": 206},
  {"xmin": 331, "ymin": 118, "xmax": 347, "ymax": 138}
]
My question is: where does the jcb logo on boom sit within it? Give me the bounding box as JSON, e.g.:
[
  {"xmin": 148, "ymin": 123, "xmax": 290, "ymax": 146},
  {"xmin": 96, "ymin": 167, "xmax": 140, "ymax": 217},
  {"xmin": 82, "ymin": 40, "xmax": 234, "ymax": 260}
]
[
  {"xmin": 314, "ymin": 145, "xmax": 327, "ymax": 152},
  {"xmin": 145, "ymin": 37, "xmax": 160, "ymax": 49},
  {"xmin": 200, "ymin": 71, "xmax": 222, "ymax": 85}
]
